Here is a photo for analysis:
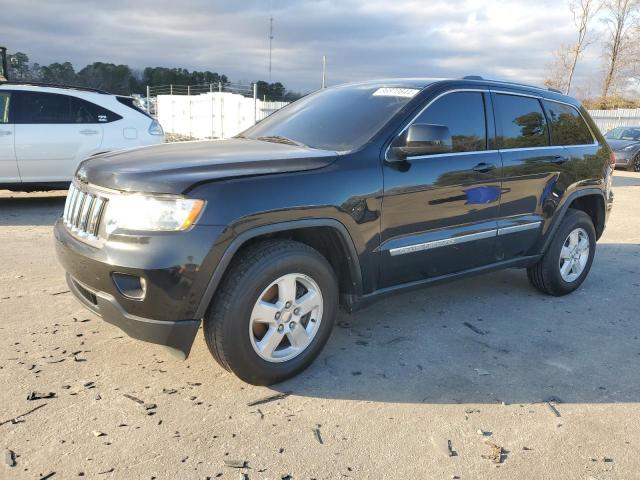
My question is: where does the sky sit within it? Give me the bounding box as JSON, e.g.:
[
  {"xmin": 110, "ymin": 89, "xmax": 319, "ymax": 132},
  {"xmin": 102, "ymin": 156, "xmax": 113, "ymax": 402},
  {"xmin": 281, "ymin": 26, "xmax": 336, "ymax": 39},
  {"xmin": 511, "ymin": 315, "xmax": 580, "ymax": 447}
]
[{"xmin": 1, "ymin": 0, "xmax": 610, "ymax": 94}]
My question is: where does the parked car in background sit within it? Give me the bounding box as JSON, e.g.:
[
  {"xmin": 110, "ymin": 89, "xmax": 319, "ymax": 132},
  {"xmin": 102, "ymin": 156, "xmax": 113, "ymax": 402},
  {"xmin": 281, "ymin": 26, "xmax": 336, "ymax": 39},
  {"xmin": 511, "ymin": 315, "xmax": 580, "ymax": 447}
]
[
  {"xmin": 0, "ymin": 82, "xmax": 164, "ymax": 191},
  {"xmin": 605, "ymin": 126, "xmax": 640, "ymax": 172},
  {"xmin": 55, "ymin": 77, "xmax": 614, "ymax": 385}
]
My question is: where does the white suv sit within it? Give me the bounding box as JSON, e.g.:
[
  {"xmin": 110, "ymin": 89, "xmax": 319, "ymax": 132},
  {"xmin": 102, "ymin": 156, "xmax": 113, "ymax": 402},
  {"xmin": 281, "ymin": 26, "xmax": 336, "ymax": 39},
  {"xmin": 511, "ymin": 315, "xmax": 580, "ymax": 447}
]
[{"xmin": 0, "ymin": 83, "xmax": 164, "ymax": 190}]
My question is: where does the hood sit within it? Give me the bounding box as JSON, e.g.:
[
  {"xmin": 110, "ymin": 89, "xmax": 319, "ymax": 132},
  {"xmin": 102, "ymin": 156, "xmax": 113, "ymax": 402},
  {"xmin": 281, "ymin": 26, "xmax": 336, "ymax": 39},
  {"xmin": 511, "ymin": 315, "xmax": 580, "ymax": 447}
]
[
  {"xmin": 77, "ymin": 138, "xmax": 339, "ymax": 194},
  {"xmin": 607, "ymin": 138, "xmax": 640, "ymax": 152}
]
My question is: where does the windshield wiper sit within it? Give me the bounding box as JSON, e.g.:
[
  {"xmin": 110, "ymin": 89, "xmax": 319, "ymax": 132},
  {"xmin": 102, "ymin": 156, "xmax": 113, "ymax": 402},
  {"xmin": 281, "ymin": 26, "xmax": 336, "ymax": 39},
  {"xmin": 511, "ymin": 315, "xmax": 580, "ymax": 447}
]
[{"xmin": 256, "ymin": 135, "xmax": 306, "ymax": 147}]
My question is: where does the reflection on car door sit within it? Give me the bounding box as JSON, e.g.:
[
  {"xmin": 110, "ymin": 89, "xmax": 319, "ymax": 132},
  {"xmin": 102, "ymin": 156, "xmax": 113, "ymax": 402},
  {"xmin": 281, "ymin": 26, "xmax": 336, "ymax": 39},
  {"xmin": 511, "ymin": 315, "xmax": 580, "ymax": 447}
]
[
  {"xmin": 13, "ymin": 91, "xmax": 103, "ymax": 183},
  {"xmin": 0, "ymin": 91, "xmax": 20, "ymax": 183},
  {"xmin": 380, "ymin": 89, "xmax": 503, "ymax": 288}
]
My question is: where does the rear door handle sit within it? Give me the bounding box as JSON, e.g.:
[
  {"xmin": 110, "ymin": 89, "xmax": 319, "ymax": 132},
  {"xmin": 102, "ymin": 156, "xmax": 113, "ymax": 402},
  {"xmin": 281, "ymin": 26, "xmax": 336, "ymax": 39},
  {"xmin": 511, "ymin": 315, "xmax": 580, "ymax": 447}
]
[
  {"xmin": 472, "ymin": 162, "xmax": 497, "ymax": 173},
  {"xmin": 550, "ymin": 155, "xmax": 569, "ymax": 164},
  {"xmin": 0, "ymin": 130, "xmax": 12, "ymax": 136},
  {"xmin": 80, "ymin": 129, "xmax": 99, "ymax": 135}
]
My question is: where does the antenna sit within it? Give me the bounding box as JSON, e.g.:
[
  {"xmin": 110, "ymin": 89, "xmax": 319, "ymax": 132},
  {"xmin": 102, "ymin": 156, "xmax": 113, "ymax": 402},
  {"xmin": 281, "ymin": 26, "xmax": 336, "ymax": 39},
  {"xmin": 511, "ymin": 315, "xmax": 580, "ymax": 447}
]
[{"xmin": 268, "ymin": 16, "xmax": 274, "ymax": 83}]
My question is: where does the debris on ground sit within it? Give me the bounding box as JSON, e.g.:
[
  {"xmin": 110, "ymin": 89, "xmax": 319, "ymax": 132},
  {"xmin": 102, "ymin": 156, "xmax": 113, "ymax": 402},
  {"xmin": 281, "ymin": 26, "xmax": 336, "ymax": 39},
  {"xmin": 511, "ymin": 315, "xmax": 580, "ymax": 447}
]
[
  {"xmin": 431, "ymin": 437, "xmax": 454, "ymax": 457},
  {"xmin": 463, "ymin": 322, "xmax": 485, "ymax": 335},
  {"xmin": 4, "ymin": 449, "xmax": 16, "ymax": 467},
  {"xmin": 247, "ymin": 392, "xmax": 290, "ymax": 407},
  {"xmin": 223, "ymin": 459, "xmax": 247, "ymax": 468},
  {"xmin": 474, "ymin": 368, "xmax": 491, "ymax": 376},
  {"xmin": 0, "ymin": 403, "xmax": 47, "ymax": 426},
  {"xmin": 92, "ymin": 431, "xmax": 106, "ymax": 437},
  {"xmin": 40, "ymin": 472, "xmax": 56, "ymax": 479},
  {"xmin": 482, "ymin": 440, "xmax": 504, "ymax": 464},
  {"xmin": 313, "ymin": 427, "xmax": 324, "ymax": 444},
  {"xmin": 545, "ymin": 401, "xmax": 561, "ymax": 418},
  {"xmin": 26, "ymin": 391, "xmax": 56, "ymax": 401}
]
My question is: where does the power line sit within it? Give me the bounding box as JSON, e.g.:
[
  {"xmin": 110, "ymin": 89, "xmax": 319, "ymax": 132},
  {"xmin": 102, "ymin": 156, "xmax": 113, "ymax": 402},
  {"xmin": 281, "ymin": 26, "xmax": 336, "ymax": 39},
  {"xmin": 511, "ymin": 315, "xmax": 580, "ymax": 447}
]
[{"xmin": 268, "ymin": 16, "xmax": 274, "ymax": 83}]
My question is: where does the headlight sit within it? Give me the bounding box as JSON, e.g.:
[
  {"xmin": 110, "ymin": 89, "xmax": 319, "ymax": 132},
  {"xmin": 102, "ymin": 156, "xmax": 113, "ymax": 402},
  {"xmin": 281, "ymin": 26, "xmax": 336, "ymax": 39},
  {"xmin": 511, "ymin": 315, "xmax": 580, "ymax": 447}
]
[{"xmin": 104, "ymin": 195, "xmax": 205, "ymax": 235}]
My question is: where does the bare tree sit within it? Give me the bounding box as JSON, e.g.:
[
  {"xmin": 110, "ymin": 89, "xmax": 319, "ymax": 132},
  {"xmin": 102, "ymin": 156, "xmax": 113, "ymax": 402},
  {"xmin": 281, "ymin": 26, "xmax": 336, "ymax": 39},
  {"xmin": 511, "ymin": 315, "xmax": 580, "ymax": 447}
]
[
  {"xmin": 545, "ymin": 45, "xmax": 573, "ymax": 92},
  {"xmin": 565, "ymin": 0, "xmax": 601, "ymax": 94},
  {"xmin": 601, "ymin": 0, "xmax": 639, "ymax": 98}
]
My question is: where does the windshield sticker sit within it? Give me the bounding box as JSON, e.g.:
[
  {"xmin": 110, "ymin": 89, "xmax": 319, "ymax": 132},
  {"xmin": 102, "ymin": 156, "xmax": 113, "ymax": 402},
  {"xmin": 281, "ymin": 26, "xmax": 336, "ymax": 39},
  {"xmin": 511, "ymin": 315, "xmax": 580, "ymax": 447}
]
[{"xmin": 373, "ymin": 87, "xmax": 420, "ymax": 98}]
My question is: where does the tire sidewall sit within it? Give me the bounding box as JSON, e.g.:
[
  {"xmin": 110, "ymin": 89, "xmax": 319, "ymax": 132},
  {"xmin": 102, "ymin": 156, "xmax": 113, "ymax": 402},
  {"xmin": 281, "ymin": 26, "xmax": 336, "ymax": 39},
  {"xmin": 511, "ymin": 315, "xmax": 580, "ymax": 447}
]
[
  {"xmin": 219, "ymin": 248, "xmax": 337, "ymax": 385},
  {"xmin": 544, "ymin": 211, "xmax": 596, "ymax": 294}
]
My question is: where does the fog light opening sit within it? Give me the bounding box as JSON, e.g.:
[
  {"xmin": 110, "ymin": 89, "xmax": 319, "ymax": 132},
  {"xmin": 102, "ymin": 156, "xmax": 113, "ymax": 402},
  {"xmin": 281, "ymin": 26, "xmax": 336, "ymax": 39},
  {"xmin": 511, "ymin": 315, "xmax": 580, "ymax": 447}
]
[{"xmin": 112, "ymin": 273, "xmax": 147, "ymax": 300}]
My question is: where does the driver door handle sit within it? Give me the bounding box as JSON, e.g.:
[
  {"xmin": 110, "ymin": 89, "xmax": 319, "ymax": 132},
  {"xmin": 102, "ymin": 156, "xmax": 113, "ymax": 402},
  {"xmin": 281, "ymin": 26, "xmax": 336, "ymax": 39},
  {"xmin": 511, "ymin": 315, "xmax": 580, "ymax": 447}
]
[
  {"xmin": 550, "ymin": 155, "xmax": 569, "ymax": 164},
  {"xmin": 80, "ymin": 129, "xmax": 99, "ymax": 135},
  {"xmin": 0, "ymin": 130, "xmax": 12, "ymax": 136},
  {"xmin": 472, "ymin": 162, "xmax": 497, "ymax": 173}
]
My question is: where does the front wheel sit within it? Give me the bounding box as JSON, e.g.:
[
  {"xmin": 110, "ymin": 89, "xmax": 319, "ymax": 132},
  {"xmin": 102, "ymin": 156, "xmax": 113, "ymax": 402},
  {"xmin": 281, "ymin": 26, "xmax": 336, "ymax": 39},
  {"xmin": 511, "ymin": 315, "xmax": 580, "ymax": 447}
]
[
  {"xmin": 632, "ymin": 155, "xmax": 640, "ymax": 173},
  {"xmin": 527, "ymin": 209, "xmax": 596, "ymax": 296},
  {"xmin": 204, "ymin": 240, "xmax": 338, "ymax": 385}
]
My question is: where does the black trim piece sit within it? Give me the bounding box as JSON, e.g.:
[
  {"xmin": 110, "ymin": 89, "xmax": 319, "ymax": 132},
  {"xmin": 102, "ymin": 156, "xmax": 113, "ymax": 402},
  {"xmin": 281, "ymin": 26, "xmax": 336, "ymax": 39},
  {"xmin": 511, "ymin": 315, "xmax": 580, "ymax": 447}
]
[
  {"xmin": 194, "ymin": 219, "xmax": 363, "ymax": 319},
  {"xmin": 350, "ymin": 254, "xmax": 541, "ymax": 312},
  {"xmin": 0, "ymin": 182, "xmax": 70, "ymax": 192}
]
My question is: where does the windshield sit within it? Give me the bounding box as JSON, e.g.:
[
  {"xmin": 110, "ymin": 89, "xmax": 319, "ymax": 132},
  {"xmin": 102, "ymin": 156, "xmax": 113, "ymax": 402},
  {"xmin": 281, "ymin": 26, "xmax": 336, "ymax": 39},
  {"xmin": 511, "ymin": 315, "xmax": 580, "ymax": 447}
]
[
  {"xmin": 241, "ymin": 84, "xmax": 421, "ymax": 151},
  {"xmin": 606, "ymin": 127, "xmax": 640, "ymax": 141}
]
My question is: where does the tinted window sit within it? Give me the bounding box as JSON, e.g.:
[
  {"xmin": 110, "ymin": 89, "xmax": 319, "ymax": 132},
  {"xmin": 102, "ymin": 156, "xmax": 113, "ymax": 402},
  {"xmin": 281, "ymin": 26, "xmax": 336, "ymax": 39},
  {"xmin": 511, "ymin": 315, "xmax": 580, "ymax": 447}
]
[
  {"xmin": 543, "ymin": 101, "xmax": 593, "ymax": 146},
  {"xmin": 14, "ymin": 91, "xmax": 121, "ymax": 124},
  {"xmin": 495, "ymin": 94, "xmax": 548, "ymax": 149},
  {"xmin": 0, "ymin": 93, "xmax": 9, "ymax": 124},
  {"xmin": 605, "ymin": 126, "xmax": 640, "ymax": 141},
  {"xmin": 412, "ymin": 91, "xmax": 487, "ymax": 153},
  {"xmin": 242, "ymin": 84, "xmax": 422, "ymax": 151}
]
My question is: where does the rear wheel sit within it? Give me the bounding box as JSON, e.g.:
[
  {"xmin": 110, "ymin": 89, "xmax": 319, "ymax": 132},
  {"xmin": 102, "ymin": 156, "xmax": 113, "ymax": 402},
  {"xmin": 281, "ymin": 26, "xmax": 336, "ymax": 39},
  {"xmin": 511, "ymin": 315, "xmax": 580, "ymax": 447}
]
[
  {"xmin": 204, "ymin": 239, "xmax": 338, "ymax": 385},
  {"xmin": 527, "ymin": 209, "xmax": 596, "ymax": 296},
  {"xmin": 632, "ymin": 154, "xmax": 640, "ymax": 172}
]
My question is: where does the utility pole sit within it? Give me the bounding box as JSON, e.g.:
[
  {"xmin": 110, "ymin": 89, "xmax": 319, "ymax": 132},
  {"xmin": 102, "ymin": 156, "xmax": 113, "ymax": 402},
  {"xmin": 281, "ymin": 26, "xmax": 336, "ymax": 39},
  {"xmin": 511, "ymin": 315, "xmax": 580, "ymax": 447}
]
[
  {"xmin": 268, "ymin": 16, "xmax": 274, "ymax": 83},
  {"xmin": 321, "ymin": 55, "xmax": 326, "ymax": 89}
]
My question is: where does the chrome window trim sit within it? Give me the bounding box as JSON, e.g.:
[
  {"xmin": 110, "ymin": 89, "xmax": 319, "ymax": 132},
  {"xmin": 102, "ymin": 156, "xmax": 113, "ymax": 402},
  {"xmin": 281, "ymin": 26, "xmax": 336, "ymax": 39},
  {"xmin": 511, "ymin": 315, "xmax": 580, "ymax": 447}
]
[{"xmin": 491, "ymin": 89, "xmax": 599, "ymax": 147}]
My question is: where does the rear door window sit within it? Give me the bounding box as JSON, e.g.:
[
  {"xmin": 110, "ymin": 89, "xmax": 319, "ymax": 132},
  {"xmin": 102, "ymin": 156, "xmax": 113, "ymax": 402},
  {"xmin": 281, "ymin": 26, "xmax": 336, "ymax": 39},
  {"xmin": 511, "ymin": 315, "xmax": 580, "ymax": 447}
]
[
  {"xmin": 543, "ymin": 100, "xmax": 594, "ymax": 146},
  {"xmin": 494, "ymin": 94, "xmax": 548, "ymax": 149},
  {"xmin": 14, "ymin": 91, "xmax": 121, "ymax": 124}
]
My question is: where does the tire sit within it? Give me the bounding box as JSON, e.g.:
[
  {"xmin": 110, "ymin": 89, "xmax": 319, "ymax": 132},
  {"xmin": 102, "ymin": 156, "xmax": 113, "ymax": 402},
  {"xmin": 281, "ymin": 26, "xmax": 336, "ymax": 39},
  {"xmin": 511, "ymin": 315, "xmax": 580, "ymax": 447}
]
[
  {"xmin": 527, "ymin": 209, "xmax": 596, "ymax": 296},
  {"xmin": 632, "ymin": 154, "xmax": 640, "ymax": 173},
  {"xmin": 203, "ymin": 239, "xmax": 338, "ymax": 385}
]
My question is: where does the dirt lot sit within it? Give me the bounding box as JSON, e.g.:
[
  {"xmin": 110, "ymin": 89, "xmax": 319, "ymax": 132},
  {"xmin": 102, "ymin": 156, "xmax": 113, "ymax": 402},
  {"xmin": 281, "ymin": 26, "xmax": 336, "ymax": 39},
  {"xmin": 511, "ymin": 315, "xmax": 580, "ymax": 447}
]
[{"xmin": 1, "ymin": 172, "xmax": 639, "ymax": 480}]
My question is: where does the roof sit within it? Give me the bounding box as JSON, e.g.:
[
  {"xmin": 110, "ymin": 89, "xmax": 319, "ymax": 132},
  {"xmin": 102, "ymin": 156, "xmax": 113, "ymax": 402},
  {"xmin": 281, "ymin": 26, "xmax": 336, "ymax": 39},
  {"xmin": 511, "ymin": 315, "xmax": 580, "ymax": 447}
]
[{"xmin": 0, "ymin": 81, "xmax": 110, "ymax": 95}]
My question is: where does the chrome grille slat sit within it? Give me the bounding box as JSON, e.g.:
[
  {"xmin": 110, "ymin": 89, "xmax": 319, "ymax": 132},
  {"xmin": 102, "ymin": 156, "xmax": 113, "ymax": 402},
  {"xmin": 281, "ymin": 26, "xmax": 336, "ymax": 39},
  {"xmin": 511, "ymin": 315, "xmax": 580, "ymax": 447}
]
[{"xmin": 62, "ymin": 183, "xmax": 108, "ymax": 241}]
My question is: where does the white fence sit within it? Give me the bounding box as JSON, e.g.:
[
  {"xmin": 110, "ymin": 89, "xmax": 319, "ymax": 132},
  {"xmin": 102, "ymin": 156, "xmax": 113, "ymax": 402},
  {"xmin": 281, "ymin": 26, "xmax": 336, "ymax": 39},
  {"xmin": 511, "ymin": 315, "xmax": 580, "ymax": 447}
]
[
  {"xmin": 156, "ymin": 92, "xmax": 288, "ymax": 140},
  {"xmin": 588, "ymin": 109, "xmax": 640, "ymax": 134}
]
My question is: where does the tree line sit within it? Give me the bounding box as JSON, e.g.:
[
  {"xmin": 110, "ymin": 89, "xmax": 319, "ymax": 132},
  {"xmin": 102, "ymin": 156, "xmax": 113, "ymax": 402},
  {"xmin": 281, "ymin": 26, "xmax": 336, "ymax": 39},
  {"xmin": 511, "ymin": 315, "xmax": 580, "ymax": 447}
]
[
  {"xmin": 545, "ymin": 0, "xmax": 640, "ymax": 109},
  {"xmin": 5, "ymin": 51, "xmax": 301, "ymax": 101}
]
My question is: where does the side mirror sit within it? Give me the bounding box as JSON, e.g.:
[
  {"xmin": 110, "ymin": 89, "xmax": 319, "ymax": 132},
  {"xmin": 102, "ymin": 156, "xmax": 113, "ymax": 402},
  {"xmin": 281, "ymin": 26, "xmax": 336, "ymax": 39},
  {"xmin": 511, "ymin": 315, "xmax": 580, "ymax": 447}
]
[{"xmin": 391, "ymin": 123, "xmax": 452, "ymax": 160}]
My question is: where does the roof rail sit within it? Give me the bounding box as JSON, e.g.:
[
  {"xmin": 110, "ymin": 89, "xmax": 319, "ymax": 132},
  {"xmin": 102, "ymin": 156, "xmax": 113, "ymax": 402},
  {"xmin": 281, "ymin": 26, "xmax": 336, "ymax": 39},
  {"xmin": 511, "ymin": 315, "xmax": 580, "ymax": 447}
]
[
  {"xmin": 0, "ymin": 81, "xmax": 110, "ymax": 94},
  {"xmin": 460, "ymin": 76, "xmax": 569, "ymax": 96}
]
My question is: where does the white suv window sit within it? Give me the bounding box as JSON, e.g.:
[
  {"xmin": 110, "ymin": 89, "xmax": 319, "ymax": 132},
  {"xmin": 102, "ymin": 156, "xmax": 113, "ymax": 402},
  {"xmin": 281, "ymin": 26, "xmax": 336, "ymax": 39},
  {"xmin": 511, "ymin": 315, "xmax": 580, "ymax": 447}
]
[{"xmin": 14, "ymin": 91, "xmax": 121, "ymax": 124}]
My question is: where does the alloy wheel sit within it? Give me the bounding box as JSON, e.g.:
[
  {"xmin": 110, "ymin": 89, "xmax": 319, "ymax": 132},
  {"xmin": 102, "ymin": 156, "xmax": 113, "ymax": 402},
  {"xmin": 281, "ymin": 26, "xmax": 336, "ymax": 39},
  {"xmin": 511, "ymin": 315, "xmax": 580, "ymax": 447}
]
[
  {"xmin": 558, "ymin": 227, "xmax": 590, "ymax": 283},
  {"xmin": 249, "ymin": 273, "xmax": 323, "ymax": 363}
]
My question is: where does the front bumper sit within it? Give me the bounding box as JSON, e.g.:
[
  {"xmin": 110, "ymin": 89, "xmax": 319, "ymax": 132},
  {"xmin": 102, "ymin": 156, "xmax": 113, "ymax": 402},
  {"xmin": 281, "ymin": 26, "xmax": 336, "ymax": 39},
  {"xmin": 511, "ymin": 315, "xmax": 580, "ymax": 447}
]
[
  {"xmin": 54, "ymin": 219, "xmax": 225, "ymax": 358},
  {"xmin": 66, "ymin": 272, "xmax": 200, "ymax": 358}
]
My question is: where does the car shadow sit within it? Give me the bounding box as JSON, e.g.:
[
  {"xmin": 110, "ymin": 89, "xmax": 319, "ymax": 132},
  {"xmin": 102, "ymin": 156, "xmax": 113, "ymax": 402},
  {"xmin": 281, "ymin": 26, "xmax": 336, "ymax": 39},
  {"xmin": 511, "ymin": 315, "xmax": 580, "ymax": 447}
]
[
  {"xmin": 273, "ymin": 243, "xmax": 640, "ymax": 404},
  {"xmin": 0, "ymin": 194, "xmax": 67, "ymax": 226}
]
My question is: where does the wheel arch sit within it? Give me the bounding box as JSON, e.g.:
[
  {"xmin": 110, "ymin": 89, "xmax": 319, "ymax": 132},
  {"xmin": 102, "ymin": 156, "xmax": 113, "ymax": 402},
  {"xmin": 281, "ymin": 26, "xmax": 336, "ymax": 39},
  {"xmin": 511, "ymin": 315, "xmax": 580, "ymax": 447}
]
[
  {"xmin": 539, "ymin": 188, "xmax": 606, "ymax": 253},
  {"xmin": 194, "ymin": 219, "xmax": 363, "ymax": 319}
]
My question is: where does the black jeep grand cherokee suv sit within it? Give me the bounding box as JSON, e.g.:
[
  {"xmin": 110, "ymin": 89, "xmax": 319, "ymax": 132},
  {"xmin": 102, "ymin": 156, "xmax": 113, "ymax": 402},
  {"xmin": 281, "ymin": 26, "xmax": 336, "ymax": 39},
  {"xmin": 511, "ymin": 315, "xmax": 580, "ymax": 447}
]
[{"xmin": 55, "ymin": 77, "xmax": 614, "ymax": 385}]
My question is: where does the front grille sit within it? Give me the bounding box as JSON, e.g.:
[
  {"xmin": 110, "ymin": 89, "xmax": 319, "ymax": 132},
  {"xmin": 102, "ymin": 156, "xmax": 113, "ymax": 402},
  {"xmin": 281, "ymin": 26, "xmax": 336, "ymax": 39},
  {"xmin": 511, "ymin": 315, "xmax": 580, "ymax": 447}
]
[{"xmin": 63, "ymin": 183, "xmax": 107, "ymax": 239}]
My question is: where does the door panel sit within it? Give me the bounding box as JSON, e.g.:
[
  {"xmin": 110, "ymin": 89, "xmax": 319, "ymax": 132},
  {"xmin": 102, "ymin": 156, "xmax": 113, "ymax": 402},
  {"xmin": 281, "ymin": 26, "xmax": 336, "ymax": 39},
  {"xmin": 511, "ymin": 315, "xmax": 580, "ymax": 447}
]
[
  {"xmin": 0, "ymin": 92, "xmax": 19, "ymax": 182},
  {"xmin": 15, "ymin": 124, "xmax": 102, "ymax": 182},
  {"xmin": 492, "ymin": 92, "xmax": 574, "ymax": 260},
  {"xmin": 13, "ymin": 91, "xmax": 104, "ymax": 182},
  {"xmin": 380, "ymin": 90, "xmax": 502, "ymax": 288}
]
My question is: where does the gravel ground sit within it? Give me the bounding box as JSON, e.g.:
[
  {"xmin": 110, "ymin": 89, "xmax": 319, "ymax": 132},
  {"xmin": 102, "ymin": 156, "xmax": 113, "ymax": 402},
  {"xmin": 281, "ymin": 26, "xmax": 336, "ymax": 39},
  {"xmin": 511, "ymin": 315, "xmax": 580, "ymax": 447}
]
[{"xmin": 1, "ymin": 172, "xmax": 639, "ymax": 480}]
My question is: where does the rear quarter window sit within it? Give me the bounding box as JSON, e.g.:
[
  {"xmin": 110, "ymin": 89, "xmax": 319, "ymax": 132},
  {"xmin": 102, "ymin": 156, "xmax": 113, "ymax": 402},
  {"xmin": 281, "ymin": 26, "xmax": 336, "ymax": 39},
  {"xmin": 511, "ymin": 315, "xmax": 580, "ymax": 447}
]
[
  {"xmin": 543, "ymin": 100, "xmax": 594, "ymax": 146},
  {"xmin": 13, "ymin": 91, "xmax": 122, "ymax": 124}
]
